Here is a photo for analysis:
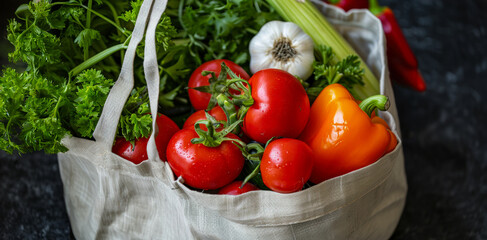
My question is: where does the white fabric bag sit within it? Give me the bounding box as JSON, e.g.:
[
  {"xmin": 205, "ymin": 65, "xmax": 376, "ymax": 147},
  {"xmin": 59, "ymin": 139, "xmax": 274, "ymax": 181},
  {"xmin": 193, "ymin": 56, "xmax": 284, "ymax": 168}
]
[{"xmin": 58, "ymin": 0, "xmax": 407, "ymax": 239}]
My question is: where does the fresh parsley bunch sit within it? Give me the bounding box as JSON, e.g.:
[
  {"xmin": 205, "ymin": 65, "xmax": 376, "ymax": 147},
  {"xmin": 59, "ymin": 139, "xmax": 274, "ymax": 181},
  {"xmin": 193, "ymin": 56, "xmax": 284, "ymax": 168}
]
[
  {"xmin": 0, "ymin": 0, "xmax": 281, "ymax": 154},
  {"xmin": 0, "ymin": 0, "xmax": 186, "ymax": 154}
]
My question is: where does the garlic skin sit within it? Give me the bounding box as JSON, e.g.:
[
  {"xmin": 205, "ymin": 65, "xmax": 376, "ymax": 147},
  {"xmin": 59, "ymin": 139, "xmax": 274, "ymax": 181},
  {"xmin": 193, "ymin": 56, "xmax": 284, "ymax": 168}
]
[{"xmin": 249, "ymin": 21, "xmax": 315, "ymax": 80}]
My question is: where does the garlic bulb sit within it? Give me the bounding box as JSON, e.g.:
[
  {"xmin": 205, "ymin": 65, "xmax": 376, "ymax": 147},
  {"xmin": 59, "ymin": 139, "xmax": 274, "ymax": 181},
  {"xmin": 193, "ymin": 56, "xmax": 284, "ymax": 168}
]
[{"xmin": 249, "ymin": 21, "xmax": 315, "ymax": 80}]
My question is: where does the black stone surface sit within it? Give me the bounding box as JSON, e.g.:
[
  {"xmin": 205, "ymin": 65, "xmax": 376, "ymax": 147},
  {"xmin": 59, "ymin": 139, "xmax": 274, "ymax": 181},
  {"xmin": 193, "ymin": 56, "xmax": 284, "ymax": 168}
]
[{"xmin": 1, "ymin": 0, "xmax": 486, "ymax": 239}]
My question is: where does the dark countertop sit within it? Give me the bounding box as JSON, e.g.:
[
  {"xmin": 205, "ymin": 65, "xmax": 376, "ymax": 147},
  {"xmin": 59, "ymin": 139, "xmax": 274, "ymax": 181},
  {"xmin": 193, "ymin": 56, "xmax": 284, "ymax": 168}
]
[{"xmin": 1, "ymin": 0, "xmax": 486, "ymax": 239}]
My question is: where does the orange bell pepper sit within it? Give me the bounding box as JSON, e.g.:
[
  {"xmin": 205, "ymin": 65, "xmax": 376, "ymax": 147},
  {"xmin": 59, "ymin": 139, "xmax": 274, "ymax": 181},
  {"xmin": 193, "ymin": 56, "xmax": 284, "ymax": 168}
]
[
  {"xmin": 371, "ymin": 115, "xmax": 398, "ymax": 153},
  {"xmin": 299, "ymin": 84, "xmax": 395, "ymax": 184},
  {"xmin": 356, "ymin": 101, "xmax": 397, "ymax": 154}
]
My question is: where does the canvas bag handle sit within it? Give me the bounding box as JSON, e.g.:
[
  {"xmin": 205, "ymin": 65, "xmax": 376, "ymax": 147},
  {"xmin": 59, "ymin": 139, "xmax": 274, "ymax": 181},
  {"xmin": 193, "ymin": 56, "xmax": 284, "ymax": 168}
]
[{"xmin": 92, "ymin": 0, "xmax": 168, "ymax": 160}]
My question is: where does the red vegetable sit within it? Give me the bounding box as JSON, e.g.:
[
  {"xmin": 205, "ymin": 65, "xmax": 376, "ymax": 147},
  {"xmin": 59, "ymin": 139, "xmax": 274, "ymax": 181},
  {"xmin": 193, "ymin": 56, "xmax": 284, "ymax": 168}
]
[
  {"xmin": 155, "ymin": 114, "xmax": 181, "ymax": 161},
  {"xmin": 183, "ymin": 106, "xmax": 227, "ymax": 131},
  {"xmin": 325, "ymin": 0, "xmax": 369, "ymax": 12},
  {"xmin": 112, "ymin": 137, "xmax": 149, "ymax": 164},
  {"xmin": 242, "ymin": 69, "xmax": 310, "ymax": 143},
  {"xmin": 112, "ymin": 114, "xmax": 180, "ymax": 164},
  {"xmin": 188, "ymin": 59, "xmax": 250, "ymax": 110},
  {"xmin": 260, "ymin": 138, "xmax": 314, "ymax": 193},
  {"xmin": 218, "ymin": 181, "xmax": 259, "ymax": 195},
  {"xmin": 369, "ymin": 0, "xmax": 426, "ymax": 91},
  {"xmin": 166, "ymin": 129, "xmax": 244, "ymax": 190}
]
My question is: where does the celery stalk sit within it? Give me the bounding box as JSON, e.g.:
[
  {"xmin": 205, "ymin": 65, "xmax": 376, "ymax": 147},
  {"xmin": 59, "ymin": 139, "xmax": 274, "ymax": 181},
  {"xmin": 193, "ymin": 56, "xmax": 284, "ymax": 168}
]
[{"xmin": 266, "ymin": 0, "xmax": 380, "ymax": 99}]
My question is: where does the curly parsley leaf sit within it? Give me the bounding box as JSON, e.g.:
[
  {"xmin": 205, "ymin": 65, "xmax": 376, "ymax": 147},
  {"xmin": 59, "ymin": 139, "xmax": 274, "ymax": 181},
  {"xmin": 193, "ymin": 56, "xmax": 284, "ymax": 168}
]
[
  {"xmin": 119, "ymin": 0, "xmax": 143, "ymax": 23},
  {"xmin": 0, "ymin": 68, "xmax": 70, "ymax": 154},
  {"xmin": 70, "ymin": 69, "xmax": 113, "ymax": 138},
  {"xmin": 119, "ymin": 87, "xmax": 152, "ymax": 142},
  {"xmin": 308, "ymin": 45, "xmax": 365, "ymax": 101},
  {"xmin": 7, "ymin": 19, "xmax": 62, "ymax": 68}
]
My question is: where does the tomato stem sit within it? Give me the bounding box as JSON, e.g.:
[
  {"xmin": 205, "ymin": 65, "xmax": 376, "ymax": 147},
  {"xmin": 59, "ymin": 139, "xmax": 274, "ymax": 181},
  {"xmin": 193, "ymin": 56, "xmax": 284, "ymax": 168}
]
[
  {"xmin": 199, "ymin": 62, "xmax": 253, "ymax": 117},
  {"xmin": 226, "ymin": 79, "xmax": 253, "ymax": 107},
  {"xmin": 216, "ymin": 94, "xmax": 239, "ymax": 128},
  {"xmin": 191, "ymin": 112, "xmax": 244, "ymax": 147},
  {"xmin": 217, "ymin": 62, "xmax": 255, "ymax": 132},
  {"xmin": 199, "ymin": 62, "xmax": 255, "ymax": 136},
  {"xmin": 241, "ymin": 162, "xmax": 261, "ymax": 189},
  {"xmin": 239, "ymin": 137, "xmax": 277, "ymax": 188},
  {"xmin": 239, "ymin": 143, "xmax": 265, "ymax": 188}
]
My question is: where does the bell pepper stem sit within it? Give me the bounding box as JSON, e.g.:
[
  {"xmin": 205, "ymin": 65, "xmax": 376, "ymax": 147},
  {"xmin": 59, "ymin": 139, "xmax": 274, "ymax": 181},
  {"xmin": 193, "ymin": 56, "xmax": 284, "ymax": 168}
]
[{"xmin": 358, "ymin": 95, "xmax": 389, "ymax": 117}]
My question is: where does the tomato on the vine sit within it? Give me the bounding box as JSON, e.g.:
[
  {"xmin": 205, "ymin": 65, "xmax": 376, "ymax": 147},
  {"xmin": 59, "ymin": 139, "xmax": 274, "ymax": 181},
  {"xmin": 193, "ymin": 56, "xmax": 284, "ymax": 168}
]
[
  {"xmin": 218, "ymin": 181, "xmax": 259, "ymax": 195},
  {"xmin": 188, "ymin": 59, "xmax": 250, "ymax": 110},
  {"xmin": 183, "ymin": 106, "xmax": 227, "ymax": 131},
  {"xmin": 260, "ymin": 138, "xmax": 314, "ymax": 193},
  {"xmin": 242, "ymin": 69, "xmax": 310, "ymax": 143},
  {"xmin": 166, "ymin": 129, "xmax": 245, "ymax": 190},
  {"xmin": 112, "ymin": 114, "xmax": 180, "ymax": 164}
]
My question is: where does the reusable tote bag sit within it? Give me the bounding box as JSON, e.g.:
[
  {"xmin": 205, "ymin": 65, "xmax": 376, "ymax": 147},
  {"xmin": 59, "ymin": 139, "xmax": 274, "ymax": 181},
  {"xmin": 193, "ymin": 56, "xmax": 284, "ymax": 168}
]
[{"xmin": 58, "ymin": 0, "xmax": 407, "ymax": 239}]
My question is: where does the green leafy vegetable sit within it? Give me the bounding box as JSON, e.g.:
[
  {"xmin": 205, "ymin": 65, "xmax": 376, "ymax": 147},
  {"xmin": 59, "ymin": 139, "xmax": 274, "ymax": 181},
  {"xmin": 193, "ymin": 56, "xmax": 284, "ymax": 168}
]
[
  {"xmin": 0, "ymin": 0, "xmax": 282, "ymax": 154},
  {"xmin": 177, "ymin": 0, "xmax": 281, "ymax": 69},
  {"xmin": 0, "ymin": 0, "xmax": 184, "ymax": 154},
  {"xmin": 70, "ymin": 69, "xmax": 113, "ymax": 138},
  {"xmin": 307, "ymin": 45, "xmax": 365, "ymax": 101},
  {"xmin": 0, "ymin": 68, "xmax": 69, "ymax": 154}
]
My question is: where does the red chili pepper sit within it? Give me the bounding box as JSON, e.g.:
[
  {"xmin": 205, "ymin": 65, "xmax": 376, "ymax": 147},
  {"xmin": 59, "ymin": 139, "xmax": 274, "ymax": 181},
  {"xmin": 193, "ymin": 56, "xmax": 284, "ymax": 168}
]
[
  {"xmin": 324, "ymin": 0, "xmax": 369, "ymax": 12},
  {"xmin": 369, "ymin": 0, "xmax": 426, "ymax": 91}
]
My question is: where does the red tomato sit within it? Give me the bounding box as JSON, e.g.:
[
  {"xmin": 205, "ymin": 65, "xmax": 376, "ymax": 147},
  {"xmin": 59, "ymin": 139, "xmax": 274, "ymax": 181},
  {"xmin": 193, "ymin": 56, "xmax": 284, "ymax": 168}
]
[
  {"xmin": 260, "ymin": 138, "xmax": 314, "ymax": 193},
  {"xmin": 166, "ymin": 129, "xmax": 245, "ymax": 190},
  {"xmin": 112, "ymin": 137, "xmax": 149, "ymax": 164},
  {"xmin": 113, "ymin": 114, "xmax": 180, "ymax": 163},
  {"xmin": 183, "ymin": 106, "xmax": 227, "ymax": 131},
  {"xmin": 188, "ymin": 59, "xmax": 250, "ymax": 110},
  {"xmin": 218, "ymin": 181, "xmax": 259, "ymax": 195},
  {"xmin": 155, "ymin": 114, "xmax": 181, "ymax": 161},
  {"xmin": 242, "ymin": 69, "xmax": 310, "ymax": 143}
]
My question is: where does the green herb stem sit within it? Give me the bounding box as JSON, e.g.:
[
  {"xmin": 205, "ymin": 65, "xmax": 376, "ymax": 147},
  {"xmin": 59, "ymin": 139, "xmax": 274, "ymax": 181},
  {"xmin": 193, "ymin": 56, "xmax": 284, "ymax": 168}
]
[
  {"xmin": 172, "ymin": 38, "xmax": 191, "ymax": 46},
  {"xmin": 52, "ymin": 1, "xmax": 129, "ymax": 37},
  {"xmin": 81, "ymin": 4, "xmax": 129, "ymax": 37},
  {"xmin": 103, "ymin": 0, "xmax": 123, "ymax": 36},
  {"xmin": 96, "ymin": 39, "xmax": 120, "ymax": 71},
  {"xmin": 14, "ymin": 4, "xmax": 29, "ymax": 20},
  {"xmin": 84, "ymin": 0, "xmax": 93, "ymax": 60},
  {"xmin": 69, "ymin": 43, "xmax": 128, "ymax": 78},
  {"xmin": 102, "ymin": 0, "xmax": 125, "ymax": 61}
]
